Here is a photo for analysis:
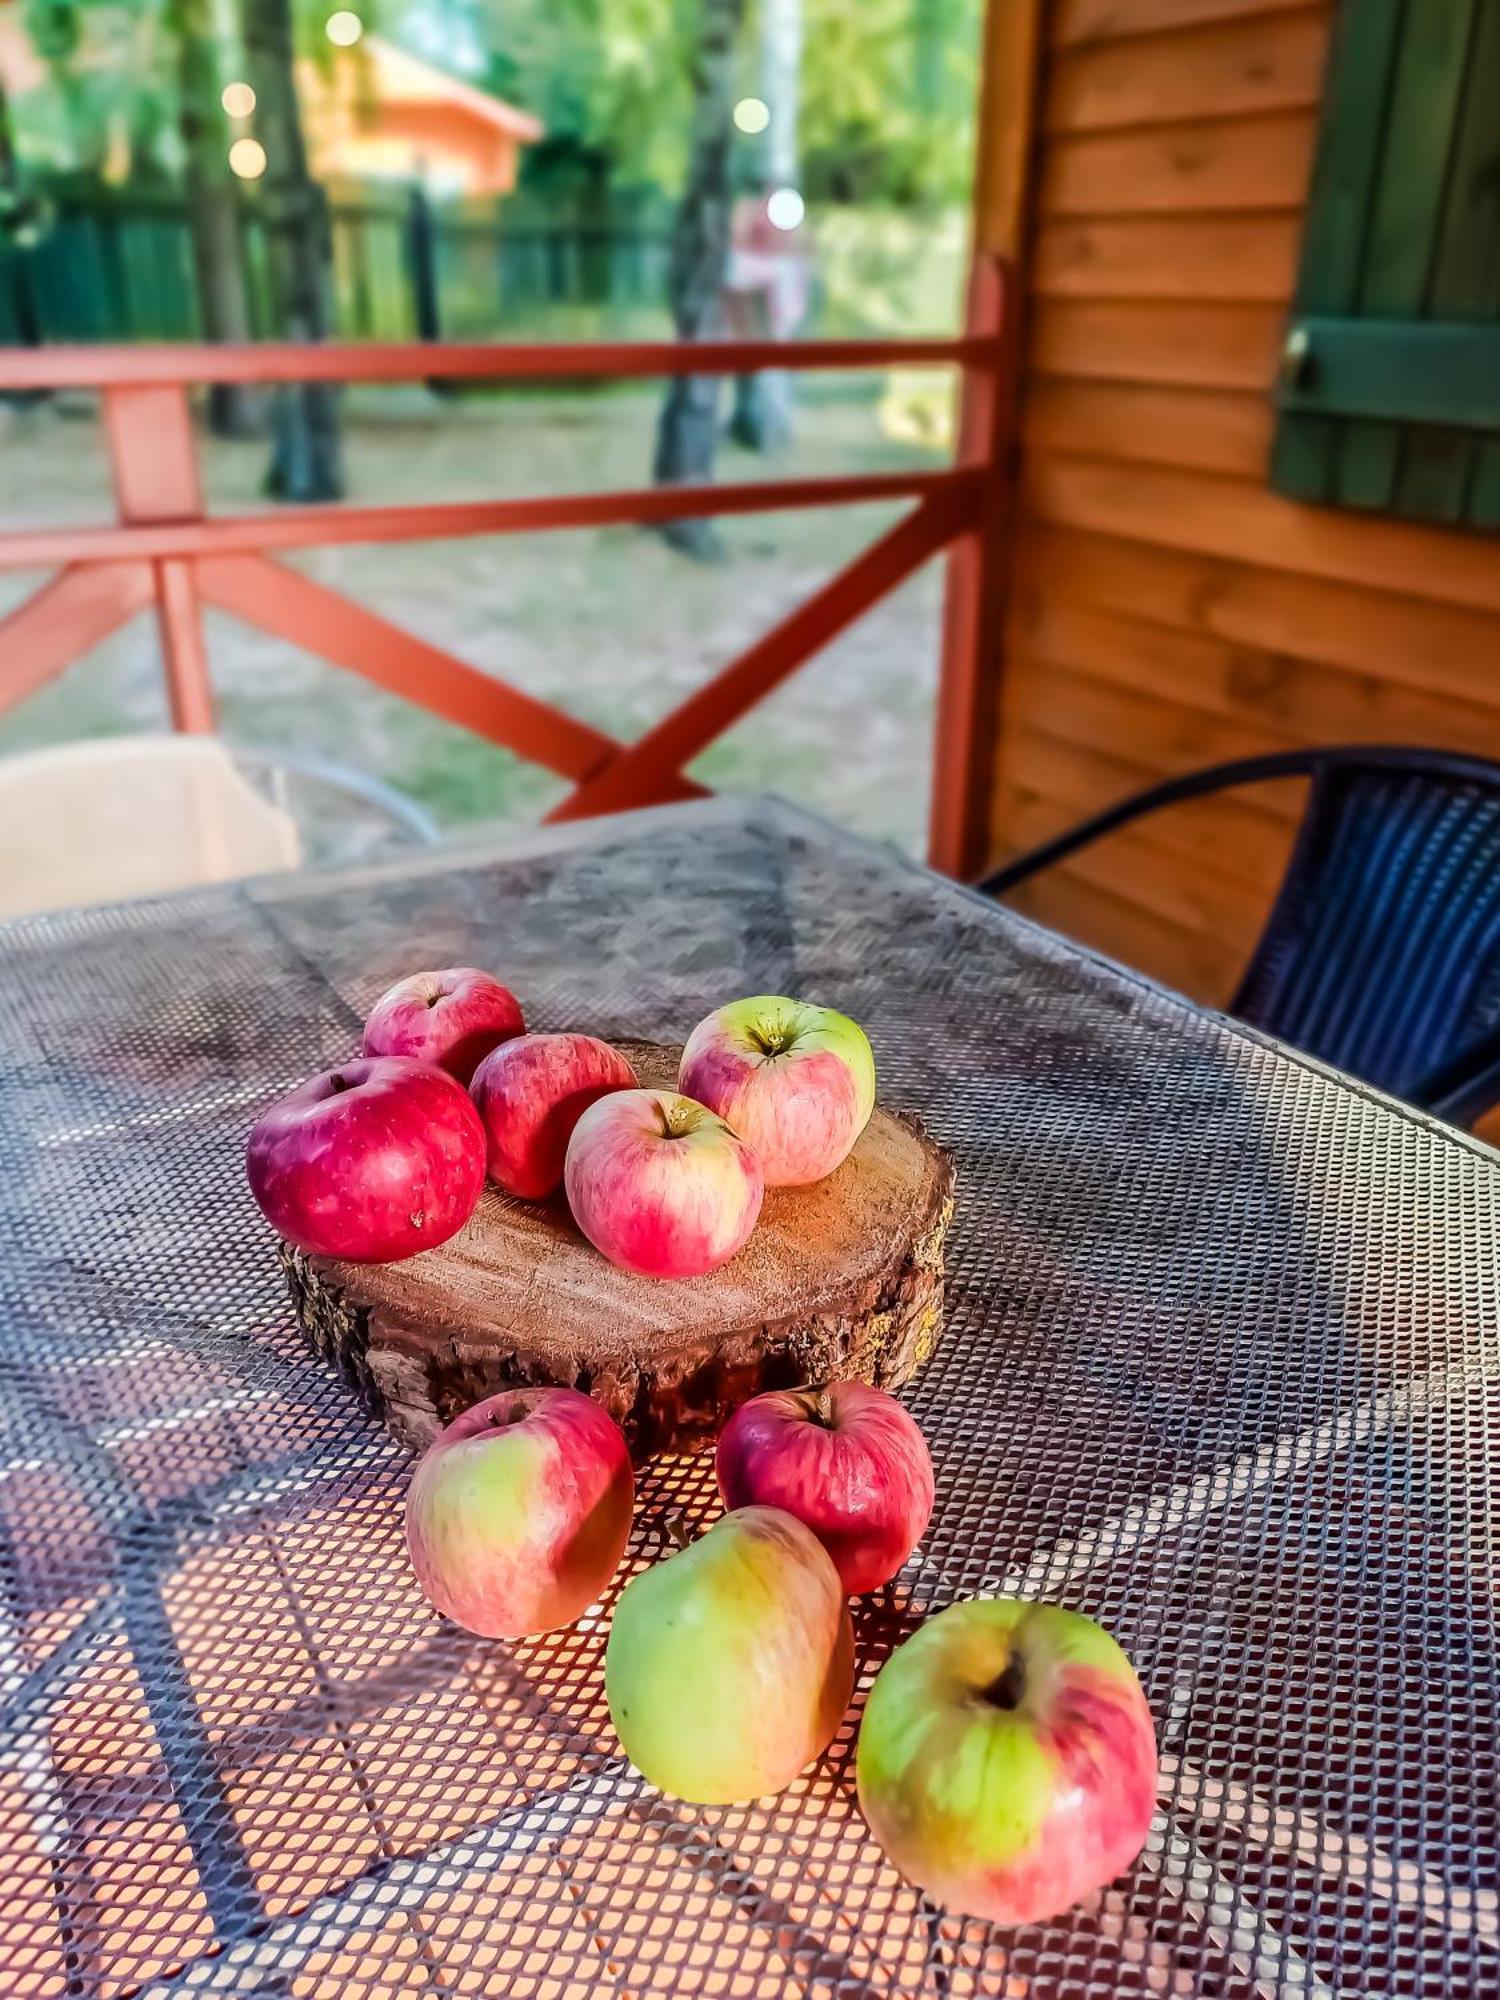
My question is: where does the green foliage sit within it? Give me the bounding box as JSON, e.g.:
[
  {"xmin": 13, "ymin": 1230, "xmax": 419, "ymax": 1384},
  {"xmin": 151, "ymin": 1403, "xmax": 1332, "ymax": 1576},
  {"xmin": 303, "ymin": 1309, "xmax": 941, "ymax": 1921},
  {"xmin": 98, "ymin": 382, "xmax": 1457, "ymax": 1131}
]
[
  {"xmin": 482, "ymin": 0, "xmax": 977, "ymax": 206},
  {"xmin": 11, "ymin": 0, "xmax": 388, "ymax": 178},
  {"xmin": 13, "ymin": 0, "xmax": 978, "ymax": 205},
  {"xmin": 799, "ymin": 0, "xmax": 978, "ymax": 204},
  {"xmin": 815, "ymin": 203, "xmax": 967, "ymax": 336},
  {"xmin": 14, "ymin": 0, "xmax": 178, "ymax": 177},
  {"xmin": 481, "ymin": 0, "xmax": 692, "ymax": 192},
  {"xmin": 23, "ymin": 0, "xmax": 82, "ymax": 64}
]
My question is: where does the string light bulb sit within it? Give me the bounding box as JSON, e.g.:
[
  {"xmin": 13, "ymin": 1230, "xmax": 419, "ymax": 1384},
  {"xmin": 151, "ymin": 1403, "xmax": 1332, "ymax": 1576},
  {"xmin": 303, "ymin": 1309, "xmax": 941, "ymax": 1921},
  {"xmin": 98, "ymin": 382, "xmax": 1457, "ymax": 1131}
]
[
  {"xmin": 766, "ymin": 186, "xmax": 805, "ymax": 231},
  {"xmin": 228, "ymin": 137, "xmax": 267, "ymax": 180}
]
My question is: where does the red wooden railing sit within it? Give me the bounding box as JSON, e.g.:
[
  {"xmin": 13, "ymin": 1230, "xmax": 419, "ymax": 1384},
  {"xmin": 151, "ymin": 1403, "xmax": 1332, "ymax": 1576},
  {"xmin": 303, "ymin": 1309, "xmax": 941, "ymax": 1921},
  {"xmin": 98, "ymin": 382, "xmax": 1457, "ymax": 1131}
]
[{"xmin": 0, "ymin": 258, "xmax": 1011, "ymax": 874}]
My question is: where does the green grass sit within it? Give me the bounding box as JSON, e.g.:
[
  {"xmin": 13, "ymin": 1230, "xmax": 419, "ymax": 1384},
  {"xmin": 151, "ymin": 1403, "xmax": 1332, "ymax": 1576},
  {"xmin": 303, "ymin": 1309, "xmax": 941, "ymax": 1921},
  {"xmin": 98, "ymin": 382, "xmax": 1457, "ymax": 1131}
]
[{"xmin": 0, "ymin": 382, "xmax": 946, "ymax": 854}]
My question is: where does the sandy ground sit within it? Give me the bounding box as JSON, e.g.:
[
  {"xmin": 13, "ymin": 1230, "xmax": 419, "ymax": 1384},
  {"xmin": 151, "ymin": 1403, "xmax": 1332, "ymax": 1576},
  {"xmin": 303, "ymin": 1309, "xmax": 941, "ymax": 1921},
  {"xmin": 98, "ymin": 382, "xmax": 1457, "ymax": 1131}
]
[{"xmin": 0, "ymin": 383, "xmax": 946, "ymax": 858}]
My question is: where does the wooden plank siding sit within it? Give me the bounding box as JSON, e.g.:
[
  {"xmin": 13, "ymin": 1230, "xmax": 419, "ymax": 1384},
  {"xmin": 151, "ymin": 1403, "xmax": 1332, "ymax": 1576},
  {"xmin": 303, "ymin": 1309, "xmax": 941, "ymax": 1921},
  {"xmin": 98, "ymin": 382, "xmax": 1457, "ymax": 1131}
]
[
  {"xmin": 987, "ymin": 0, "xmax": 1500, "ymax": 1064},
  {"xmin": 1041, "ymin": 111, "xmax": 1320, "ymax": 216}
]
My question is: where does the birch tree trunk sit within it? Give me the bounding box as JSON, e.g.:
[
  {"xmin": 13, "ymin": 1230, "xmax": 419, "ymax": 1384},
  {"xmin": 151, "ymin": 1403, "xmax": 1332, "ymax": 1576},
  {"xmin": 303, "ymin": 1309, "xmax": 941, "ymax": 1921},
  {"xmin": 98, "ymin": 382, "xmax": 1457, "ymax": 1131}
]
[
  {"xmin": 243, "ymin": 0, "xmax": 343, "ymax": 500},
  {"xmin": 761, "ymin": 0, "xmax": 803, "ymax": 189},
  {"xmin": 652, "ymin": 0, "xmax": 746, "ymax": 558},
  {"xmin": 914, "ymin": 0, "xmax": 945, "ymax": 118},
  {"xmin": 730, "ymin": 0, "xmax": 801, "ymax": 451}
]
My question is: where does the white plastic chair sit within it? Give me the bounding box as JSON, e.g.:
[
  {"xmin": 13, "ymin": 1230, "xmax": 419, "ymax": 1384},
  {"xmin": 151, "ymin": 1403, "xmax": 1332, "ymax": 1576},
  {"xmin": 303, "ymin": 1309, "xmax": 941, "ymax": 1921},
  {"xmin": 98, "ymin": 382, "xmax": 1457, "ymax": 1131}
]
[{"xmin": 0, "ymin": 735, "xmax": 436, "ymax": 918}]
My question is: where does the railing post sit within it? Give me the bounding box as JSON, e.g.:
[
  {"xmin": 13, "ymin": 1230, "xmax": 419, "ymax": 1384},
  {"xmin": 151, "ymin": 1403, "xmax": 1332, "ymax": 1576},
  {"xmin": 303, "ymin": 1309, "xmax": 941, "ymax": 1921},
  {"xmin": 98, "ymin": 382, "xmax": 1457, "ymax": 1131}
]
[
  {"xmin": 928, "ymin": 0, "xmax": 1045, "ymax": 880},
  {"xmin": 103, "ymin": 383, "xmax": 216, "ymax": 732},
  {"xmin": 405, "ymin": 182, "xmax": 442, "ymax": 343},
  {"xmin": 928, "ymin": 256, "xmax": 1017, "ymax": 879}
]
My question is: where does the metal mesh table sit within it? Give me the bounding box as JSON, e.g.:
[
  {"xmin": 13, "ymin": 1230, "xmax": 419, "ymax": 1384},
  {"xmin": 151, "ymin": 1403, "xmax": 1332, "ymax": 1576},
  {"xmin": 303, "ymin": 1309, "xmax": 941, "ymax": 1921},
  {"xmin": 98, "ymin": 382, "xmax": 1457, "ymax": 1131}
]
[{"xmin": 1, "ymin": 796, "xmax": 1495, "ymax": 1999}]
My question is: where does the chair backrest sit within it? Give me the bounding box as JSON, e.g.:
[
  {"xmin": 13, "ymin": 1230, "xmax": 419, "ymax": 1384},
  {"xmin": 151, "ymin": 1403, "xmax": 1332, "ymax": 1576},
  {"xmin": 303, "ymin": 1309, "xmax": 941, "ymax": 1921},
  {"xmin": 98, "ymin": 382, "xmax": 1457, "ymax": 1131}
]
[
  {"xmin": 1232, "ymin": 751, "xmax": 1500, "ymax": 1106},
  {"xmin": 0, "ymin": 735, "xmax": 301, "ymax": 919}
]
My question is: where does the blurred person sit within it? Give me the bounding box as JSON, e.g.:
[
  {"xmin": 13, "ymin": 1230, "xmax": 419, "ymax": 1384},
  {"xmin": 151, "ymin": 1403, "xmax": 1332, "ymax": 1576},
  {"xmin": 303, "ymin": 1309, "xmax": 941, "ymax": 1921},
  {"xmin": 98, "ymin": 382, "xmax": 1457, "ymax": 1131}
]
[{"xmin": 722, "ymin": 176, "xmax": 811, "ymax": 451}]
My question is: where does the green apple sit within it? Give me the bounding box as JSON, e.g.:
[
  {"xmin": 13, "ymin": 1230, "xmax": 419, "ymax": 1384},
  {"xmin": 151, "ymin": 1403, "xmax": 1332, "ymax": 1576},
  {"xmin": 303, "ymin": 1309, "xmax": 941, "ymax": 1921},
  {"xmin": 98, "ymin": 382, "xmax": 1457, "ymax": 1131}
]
[
  {"xmin": 857, "ymin": 1597, "xmax": 1157, "ymax": 1924},
  {"xmin": 678, "ymin": 994, "xmax": 877, "ymax": 1186},
  {"xmin": 605, "ymin": 1506, "xmax": 854, "ymax": 1803}
]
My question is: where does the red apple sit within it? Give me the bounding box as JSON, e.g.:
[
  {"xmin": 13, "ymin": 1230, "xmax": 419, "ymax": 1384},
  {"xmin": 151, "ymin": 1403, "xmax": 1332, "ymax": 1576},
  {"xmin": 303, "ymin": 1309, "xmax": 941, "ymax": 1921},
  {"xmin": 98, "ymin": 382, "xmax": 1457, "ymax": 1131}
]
[
  {"xmin": 362, "ymin": 967, "xmax": 524, "ymax": 1083},
  {"xmin": 564, "ymin": 1089, "xmax": 763, "ymax": 1279},
  {"xmin": 471, "ymin": 1033, "xmax": 637, "ymax": 1200},
  {"xmin": 678, "ymin": 995, "xmax": 876, "ymax": 1186},
  {"xmin": 246, "ymin": 1056, "xmax": 485, "ymax": 1263},
  {"xmin": 605, "ymin": 1506, "xmax": 853, "ymax": 1802},
  {"xmin": 405, "ymin": 1387, "xmax": 634, "ymax": 1638},
  {"xmin": 857, "ymin": 1598, "xmax": 1158, "ymax": 1924},
  {"xmin": 716, "ymin": 1381, "xmax": 934, "ymax": 1594}
]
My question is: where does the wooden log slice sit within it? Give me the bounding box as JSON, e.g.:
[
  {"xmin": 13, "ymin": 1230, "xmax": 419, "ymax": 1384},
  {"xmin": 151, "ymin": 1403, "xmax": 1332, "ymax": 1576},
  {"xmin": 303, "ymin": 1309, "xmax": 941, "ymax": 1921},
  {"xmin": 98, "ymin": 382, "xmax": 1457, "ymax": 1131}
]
[{"xmin": 281, "ymin": 1042, "xmax": 954, "ymax": 1459}]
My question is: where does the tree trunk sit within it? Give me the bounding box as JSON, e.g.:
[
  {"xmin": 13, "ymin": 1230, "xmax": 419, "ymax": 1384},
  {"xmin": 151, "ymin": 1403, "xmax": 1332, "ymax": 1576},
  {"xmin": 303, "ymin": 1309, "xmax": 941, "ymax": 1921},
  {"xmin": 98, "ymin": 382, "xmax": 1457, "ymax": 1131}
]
[
  {"xmin": 761, "ymin": 0, "xmax": 802, "ymax": 188},
  {"xmin": 242, "ymin": 0, "xmax": 343, "ymax": 500},
  {"xmin": 0, "ymin": 71, "xmax": 19, "ymax": 199},
  {"xmin": 914, "ymin": 0, "xmax": 945, "ymax": 118},
  {"xmin": 730, "ymin": 0, "xmax": 802, "ymax": 452},
  {"xmin": 653, "ymin": 0, "xmax": 746, "ymax": 558},
  {"xmin": 0, "ymin": 73, "xmax": 44, "ymax": 382},
  {"xmin": 176, "ymin": 0, "xmax": 261, "ymax": 438},
  {"xmin": 405, "ymin": 182, "xmax": 442, "ymax": 340}
]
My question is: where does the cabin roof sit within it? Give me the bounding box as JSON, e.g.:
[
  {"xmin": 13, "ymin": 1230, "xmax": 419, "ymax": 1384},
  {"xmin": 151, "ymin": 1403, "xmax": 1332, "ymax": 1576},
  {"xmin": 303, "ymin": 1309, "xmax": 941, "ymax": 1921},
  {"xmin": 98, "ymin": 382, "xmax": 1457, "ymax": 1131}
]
[{"xmin": 346, "ymin": 36, "xmax": 543, "ymax": 145}]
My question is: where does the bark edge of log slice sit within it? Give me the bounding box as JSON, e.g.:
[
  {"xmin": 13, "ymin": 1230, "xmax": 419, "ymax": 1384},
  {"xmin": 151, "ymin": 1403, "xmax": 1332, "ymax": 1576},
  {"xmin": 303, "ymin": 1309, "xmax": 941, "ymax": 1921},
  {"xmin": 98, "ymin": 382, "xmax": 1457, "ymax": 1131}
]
[{"xmin": 280, "ymin": 1041, "xmax": 955, "ymax": 1459}]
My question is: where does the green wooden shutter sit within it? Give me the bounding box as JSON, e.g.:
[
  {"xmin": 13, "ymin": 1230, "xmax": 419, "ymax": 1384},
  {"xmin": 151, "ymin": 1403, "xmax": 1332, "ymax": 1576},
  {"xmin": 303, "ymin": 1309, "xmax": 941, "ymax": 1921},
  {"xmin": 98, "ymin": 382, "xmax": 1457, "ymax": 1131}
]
[{"xmin": 1271, "ymin": 0, "xmax": 1500, "ymax": 531}]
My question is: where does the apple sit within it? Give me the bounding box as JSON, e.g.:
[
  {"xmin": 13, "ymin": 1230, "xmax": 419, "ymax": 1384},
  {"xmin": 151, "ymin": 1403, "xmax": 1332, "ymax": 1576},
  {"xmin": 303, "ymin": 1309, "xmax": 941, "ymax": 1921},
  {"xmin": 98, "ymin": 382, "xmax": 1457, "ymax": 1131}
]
[
  {"xmin": 605, "ymin": 1506, "xmax": 853, "ymax": 1803},
  {"xmin": 246, "ymin": 1055, "xmax": 486, "ymax": 1262},
  {"xmin": 471, "ymin": 1033, "xmax": 637, "ymax": 1200},
  {"xmin": 564, "ymin": 1088, "xmax": 763, "ymax": 1278},
  {"xmin": 716, "ymin": 1381, "xmax": 934, "ymax": 1594},
  {"xmin": 404, "ymin": 1387, "xmax": 634, "ymax": 1638},
  {"xmin": 856, "ymin": 1597, "xmax": 1158, "ymax": 1924},
  {"xmin": 678, "ymin": 995, "xmax": 876, "ymax": 1187},
  {"xmin": 362, "ymin": 967, "xmax": 524, "ymax": 1084}
]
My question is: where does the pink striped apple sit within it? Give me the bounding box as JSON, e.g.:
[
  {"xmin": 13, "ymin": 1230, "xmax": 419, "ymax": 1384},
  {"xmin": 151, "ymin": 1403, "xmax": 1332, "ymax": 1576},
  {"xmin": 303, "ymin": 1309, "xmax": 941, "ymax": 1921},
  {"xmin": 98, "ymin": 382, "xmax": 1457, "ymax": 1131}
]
[
  {"xmin": 716, "ymin": 1381, "xmax": 934, "ymax": 1594},
  {"xmin": 605, "ymin": 1507, "xmax": 854, "ymax": 1802},
  {"xmin": 857, "ymin": 1598, "xmax": 1158, "ymax": 1924},
  {"xmin": 564, "ymin": 1089, "xmax": 763, "ymax": 1278},
  {"xmin": 471, "ymin": 1032, "xmax": 637, "ymax": 1200},
  {"xmin": 678, "ymin": 995, "xmax": 876, "ymax": 1186},
  {"xmin": 362, "ymin": 966, "xmax": 524, "ymax": 1084},
  {"xmin": 404, "ymin": 1387, "xmax": 634, "ymax": 1638}
]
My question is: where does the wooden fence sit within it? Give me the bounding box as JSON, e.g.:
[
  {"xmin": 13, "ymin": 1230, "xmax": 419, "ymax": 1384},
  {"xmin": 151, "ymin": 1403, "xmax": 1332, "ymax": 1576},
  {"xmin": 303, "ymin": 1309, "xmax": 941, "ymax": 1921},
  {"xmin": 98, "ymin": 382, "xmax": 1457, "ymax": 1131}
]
[{"xmin": 0, "ymin": 182, "xmax": 673, "ymax": 348}]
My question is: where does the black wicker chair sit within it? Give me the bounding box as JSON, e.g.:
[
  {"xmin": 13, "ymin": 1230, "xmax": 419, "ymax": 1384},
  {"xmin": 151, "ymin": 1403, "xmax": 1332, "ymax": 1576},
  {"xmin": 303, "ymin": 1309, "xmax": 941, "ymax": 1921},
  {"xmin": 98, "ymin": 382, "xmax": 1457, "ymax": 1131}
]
[{"xmin": 978, "ymin": 746, "xmax": 1500, "ymax": 1129}]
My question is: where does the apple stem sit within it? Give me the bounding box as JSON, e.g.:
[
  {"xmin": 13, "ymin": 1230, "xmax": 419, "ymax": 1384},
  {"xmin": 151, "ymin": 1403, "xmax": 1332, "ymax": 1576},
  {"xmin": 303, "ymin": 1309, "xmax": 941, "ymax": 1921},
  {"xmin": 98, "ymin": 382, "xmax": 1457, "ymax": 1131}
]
[
  {"xmin": 815, "ymin": 1389, "xmax": 834, "ymax": 1427},
  {"xmin": 980, "ymin": 1654, "xmax": 1027, "ymax": 1711},
  {"xmin": 663, "ymin": 1509, "xmax": 693, "ymax": 1551}
]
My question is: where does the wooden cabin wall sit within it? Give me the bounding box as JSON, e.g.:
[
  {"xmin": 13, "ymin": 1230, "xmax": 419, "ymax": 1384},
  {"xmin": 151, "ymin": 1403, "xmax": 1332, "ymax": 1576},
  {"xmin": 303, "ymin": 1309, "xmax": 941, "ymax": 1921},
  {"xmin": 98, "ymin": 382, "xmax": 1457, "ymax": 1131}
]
[{"xmin": 988, "ymin": 0, "xmax": 1500, "ymax": 1014}]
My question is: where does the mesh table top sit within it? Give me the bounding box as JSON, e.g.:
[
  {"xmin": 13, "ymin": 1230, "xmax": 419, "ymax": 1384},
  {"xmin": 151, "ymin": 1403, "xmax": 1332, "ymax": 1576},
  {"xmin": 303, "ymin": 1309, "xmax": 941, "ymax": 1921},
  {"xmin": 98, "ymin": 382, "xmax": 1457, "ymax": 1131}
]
[{"xmin": 0, "ymin": 796, "xmax": 1495, "ymax": 1999}]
